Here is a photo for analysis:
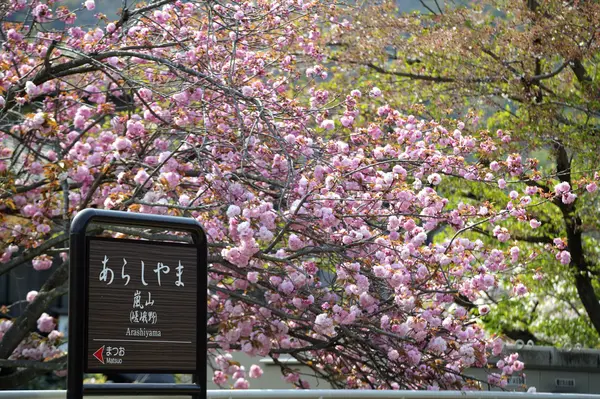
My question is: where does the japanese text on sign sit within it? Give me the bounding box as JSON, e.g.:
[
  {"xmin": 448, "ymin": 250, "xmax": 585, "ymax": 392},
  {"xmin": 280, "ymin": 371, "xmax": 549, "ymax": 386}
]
[
  {"xmin": 131, "ymin": 291, "xmax": 158, "ymax": 324},
  {"xmin": 99, "ymin": 256, "xmax": 185, "ymax": 287}
]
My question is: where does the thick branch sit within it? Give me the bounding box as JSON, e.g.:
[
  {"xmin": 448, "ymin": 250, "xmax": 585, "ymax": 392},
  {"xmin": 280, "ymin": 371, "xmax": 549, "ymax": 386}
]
[
  {"xmin": 0, "ymin": 233, "xmax": 68, "ymax": 276},
  {"xmin": 0, "ymin": 355, "xmax": 66, "ymax": 372},
  {"xmin": 472, "ymin": 227, "xmax": 554, "ymax": 244},
  {"xmin": 209, "ymin": 284, "xmax": 306, "ymax": 322},
  {"xmin": 0, "ymin": 354, "xmax": 66, "ymax": 389},
  {"xmin": 531, "ymin": 60, "xmax": 569, "ymax": 82},
  {"xmin": 0, "ymin": 368, "xmax": 41, "ymax": 390},
  {"xmin": 0, "ymin": 179, "xmax": 48, "ymax": 199},
  {"xmin": 0, "ymin": 261, "xmax": 69, "ymax": 360},
  {"xmin": 329, "ymin": 57, "xmax": 456, "ymax": 83},
  {"xmin": 570, "ymin": 59, "xmax": 593, "ymax": 86},
  {"xmin": 552, "ymin": 142, "xmax": 600, "ymax": 335}
]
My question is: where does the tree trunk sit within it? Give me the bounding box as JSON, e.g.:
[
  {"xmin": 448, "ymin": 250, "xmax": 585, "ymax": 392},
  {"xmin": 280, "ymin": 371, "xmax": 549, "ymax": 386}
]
[{"xmin": 554, "ymin": 142, "xmax": 600, "ymax": 335}]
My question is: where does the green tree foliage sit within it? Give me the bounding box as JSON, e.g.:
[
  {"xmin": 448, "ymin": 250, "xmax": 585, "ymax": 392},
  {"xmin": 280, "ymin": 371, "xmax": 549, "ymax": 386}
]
[{"xmin": 323, "ymin": 0, "xmax": 600, "ymax": 347}]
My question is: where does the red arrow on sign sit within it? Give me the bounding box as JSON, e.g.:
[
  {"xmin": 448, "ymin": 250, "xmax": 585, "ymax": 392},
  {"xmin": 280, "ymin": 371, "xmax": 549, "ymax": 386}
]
[{"xmin": 93, "ymin": 346, "xmax": 105, "ymax": 364}]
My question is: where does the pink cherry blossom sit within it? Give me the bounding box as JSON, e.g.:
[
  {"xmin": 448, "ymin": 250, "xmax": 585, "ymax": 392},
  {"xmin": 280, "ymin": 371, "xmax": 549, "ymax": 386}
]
[
  {"xmin": 556, "ymin": 250, "xmax": 571, "ymax": 265},
  {"xmin": 278, "ymin": 280, "xmax": 294, "ymax": 295},
  {"xmin": 26, "ymin": 291, "xmax": 38, "ymax": 302},
  {"xmin": 6, "ymin": 29, "xmax": 23, "ymax": 42},
  {"xmin": 512, "ymin": 360, "xmax": 524, "ymax": 371},
  {"xmin": 249, "ymin": 364, "xmax": 263, "ymax": 378},
  {"xmin": 553, "ymin": 237, "xmax": 567, "ymax": 249},
  {"xmin": 234, "ymin": 10, "xmax": 245, "ymax": 20},
  {"xmin": 133, "ymin": 169, "xmax": 150, "ymax": 186},
  {"xmin": 213, "ymin": 371, "xmax": 227, "ymax": 385},
  {"xmin": 32, "ymin": 256, "xmax": 52, "ymax": 271},
  {"xmin": 555, "ymin": 181, "xmax": 571, "ymax": 194},
  {"xmin": 227, "ymin": 205, "xmax": 241, "ymax": 218},
  {"xmin": 247, "ymin": 271, "xmax": 258, "ymax": 283},
  {"xmin": 288, "ymin": 234, "xmax": 305, "ymax": 251},
  {"xmin": 510, "ymin": 246, "xmax": 520, "ymax": 263},
  {"xmin": 340, "ymin": 115, "xmax": 354, "ymax": 127},
  {"xmin": 562, "ymin": 192, "xmax": 577, "ymax": 204},
  {"xmin": 233, "ymin": 378, "xmax": 249, "ymax": 389},
  {"xmin": 48, "ymin": 330, "xmax": 63, "ymax": 342},
  {"xmin": 113, "ymin": 137, "xmax": 132, "ymax": 151},
  {"xmin": 529, "ymin": 219, "xmax": 541, "ymax": 229},
  {"xmin": 492, "ymin": 226, "xmax": 510, "ymax": 242},
  {"xmin": 514, "ymin": 283, "xmax": 528, "ymax": 296},
  {"xmin": 84, "ymin": 0, "xmax": 95, "ymax": 10},
  {"xmin": 25, "ymin": 81, "xmax": 39, "ymax": 96},
  {"xmin": 369, "ymin": 87, "xmax": 382, "ymax": 98},
  {"xmin": 428, "ymin": 336, "xmax": 447, "ymax": 353},
  {"xmin": 162, "ymin": 172, "xmax": 181, "ymax": 190},
  {"xmin": 72, "ymin": 165, "xmax": 91, "ymax": 183},
  {"xmin": 320, "ymin": 119, "xmax": 335, "ymax": 130},
  {"xmin": 427, "ymin": 173, "xmax": 442, "ymax": 185},
  {"xmin": 387, "ymin": 349, "xmax": 400, "ymax": 361},
  {"xmin": 37, "ymin": 313, "xmax": 55, "ymax": 333}
]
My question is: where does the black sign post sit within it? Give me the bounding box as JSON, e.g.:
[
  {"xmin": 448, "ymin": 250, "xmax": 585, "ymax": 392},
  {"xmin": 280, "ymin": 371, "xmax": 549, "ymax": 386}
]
[{"xmin": 67, "ymin": 209, "xmax": 207, "ymax": 398}]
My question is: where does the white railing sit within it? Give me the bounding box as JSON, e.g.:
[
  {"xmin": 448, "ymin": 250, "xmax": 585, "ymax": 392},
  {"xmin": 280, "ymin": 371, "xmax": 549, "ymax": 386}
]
[{"xmin": 0, "ymin": 390, "xmax": 600, "ymax": 399}]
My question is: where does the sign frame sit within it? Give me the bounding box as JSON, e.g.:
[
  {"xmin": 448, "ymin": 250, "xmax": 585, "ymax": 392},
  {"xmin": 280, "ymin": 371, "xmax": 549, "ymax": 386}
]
[{"xmin": 67, "ymin": 209, "xmax": 207, "ymax": 399}]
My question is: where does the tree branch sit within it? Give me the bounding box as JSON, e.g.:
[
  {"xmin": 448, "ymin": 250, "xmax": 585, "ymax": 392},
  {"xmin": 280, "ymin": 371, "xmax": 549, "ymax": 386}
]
[
  {"xmin": 552, "ymin": 141, "xmax": 600, "ymax": 335},
  {"xmin": 0, "ymin": 179, "xmax": 49, "ymax": 199},
  {"xmin": 0, "ymin": 355, "xmax": 66, "ymax": 389},
  {"xmin": 0, "ymin": 233, "xmax": 68, "ymax": 277},
  {"xmin": 570, "ymin": 59, "xmax": 593, "ymax": 86},
  {"xmin": 531, "ymin": 60, "xmax": 569, "ymax": 81},
  {"xmin": 328, "ymin": 57, "xmax": 457, "ymax": 83},
  {"xmin": 0, "ymin": 355, "xmax": 66, "ymax": 372},
  {"xmin": 0, "ymin": 261, "xmax": 69, "ymax": 360}
]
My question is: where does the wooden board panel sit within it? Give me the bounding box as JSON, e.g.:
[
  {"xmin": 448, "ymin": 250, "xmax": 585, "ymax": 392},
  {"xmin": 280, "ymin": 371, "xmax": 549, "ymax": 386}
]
[{"xmin": 85, "ymin": 237, "xmax": 198, "ymax": 372}]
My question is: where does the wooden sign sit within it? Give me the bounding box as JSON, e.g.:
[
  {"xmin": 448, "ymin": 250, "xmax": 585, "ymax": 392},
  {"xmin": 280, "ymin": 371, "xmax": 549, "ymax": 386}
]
[{"xmin": 85, "ymin": 237, "xmax": 198, "ymax": 372}]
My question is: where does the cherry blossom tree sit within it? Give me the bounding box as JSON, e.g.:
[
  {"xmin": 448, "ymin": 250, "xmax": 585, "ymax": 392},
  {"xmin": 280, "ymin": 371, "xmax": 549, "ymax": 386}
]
[
  {"xmin": 322, "ymin": 0, "xmax": 600, "ymax": 347},
  {"xmin": 0, "ymin": 0, "xmax": 596, "ymax": 391}
]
